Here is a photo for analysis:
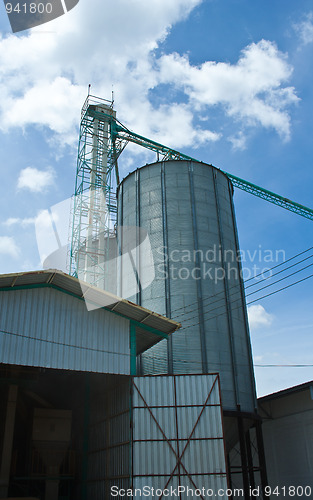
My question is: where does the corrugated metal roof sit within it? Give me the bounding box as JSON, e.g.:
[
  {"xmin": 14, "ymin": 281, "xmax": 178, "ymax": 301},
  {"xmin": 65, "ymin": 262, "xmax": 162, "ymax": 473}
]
[{"xmin": 0, "ymin": 269, "xmax": 181, "ymax": 337}]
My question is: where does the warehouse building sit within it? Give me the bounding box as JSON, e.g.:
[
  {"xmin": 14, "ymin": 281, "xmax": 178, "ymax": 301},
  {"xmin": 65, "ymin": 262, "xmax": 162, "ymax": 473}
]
[
  {"xmin": 0, "ymin": 270, "xmax": 229, "ymax": 500},
  {"xmin": 258, "ymin": 381, "xmax": 313, "ymax": 496}
]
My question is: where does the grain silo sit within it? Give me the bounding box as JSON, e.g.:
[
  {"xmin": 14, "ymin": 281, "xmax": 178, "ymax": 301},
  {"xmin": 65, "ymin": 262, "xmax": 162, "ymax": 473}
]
[
  {"xmin": 117, "ymin": 160, "xmax": 255, "ymax": 410},
  {"xmin": 117, "ymin": 159, "xmax": 267, "ymax": 491}
]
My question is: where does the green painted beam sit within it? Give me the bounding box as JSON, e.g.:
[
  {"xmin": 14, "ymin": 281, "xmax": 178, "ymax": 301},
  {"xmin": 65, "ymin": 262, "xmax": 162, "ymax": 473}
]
[{"xmin": 130, "ymin": 322, "xmax": 137, "ymax": 376}]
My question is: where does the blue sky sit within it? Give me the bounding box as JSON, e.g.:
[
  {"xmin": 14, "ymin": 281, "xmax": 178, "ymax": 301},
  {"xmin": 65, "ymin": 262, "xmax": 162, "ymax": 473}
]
[{"xmin": 0, "ymin": 0, "xmax": 312, "ymax": 396}]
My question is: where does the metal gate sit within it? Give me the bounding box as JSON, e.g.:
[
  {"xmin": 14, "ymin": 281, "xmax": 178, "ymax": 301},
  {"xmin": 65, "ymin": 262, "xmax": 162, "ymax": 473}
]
[{"xmin": 131, "ymin": 374, "xmax": 228, "ymax": 499}]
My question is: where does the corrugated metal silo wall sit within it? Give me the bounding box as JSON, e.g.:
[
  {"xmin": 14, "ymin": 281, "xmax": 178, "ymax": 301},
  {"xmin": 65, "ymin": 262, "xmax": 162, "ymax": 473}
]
[{"xmin": 117, "ymin": 160, "xmax": 256, "ymax": 413}]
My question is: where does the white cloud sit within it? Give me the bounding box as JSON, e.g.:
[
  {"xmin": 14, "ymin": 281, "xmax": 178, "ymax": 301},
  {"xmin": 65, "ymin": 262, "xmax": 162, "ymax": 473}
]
[
  {"xmin": 0, "ymin": 236, "xmax": 20, "ymax": 258},
  {"xmin": 157, "ymin": 40, "xmax": 299, "ymax": 140},
  {"xmin": 17, "ymin": 167, "xmax": 55, "ymax": 192},
  {"xmin": 0, "ymin": 0, "xmax": 206, "ymax": 148},
  {"xmin": 0, "ymin": 0, "xmax": 298, "ymax": 150},
  {"xmin": 294, "ymin": 12, "xmax": 313, "ymax": 45},
  {"xmin": 6, "ymin": 78, "xmax": 85, "ymax": 146},
  {"xmin": 229, "ymin": 131, "xmax": 247, "ymax": 151},
  {"xmin": 3, "ymin": 217, "xmax": 36, "ymax": 226},
  {"xmin": 248, "ymin": 304, "xmax": 274, "ymax": 330}
]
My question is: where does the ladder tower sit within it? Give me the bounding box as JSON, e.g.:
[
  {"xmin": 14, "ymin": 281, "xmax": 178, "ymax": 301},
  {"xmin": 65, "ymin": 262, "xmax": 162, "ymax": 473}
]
[{"xmin": 70, "ymin": 95, "xmax": 118, "ymax": 287}]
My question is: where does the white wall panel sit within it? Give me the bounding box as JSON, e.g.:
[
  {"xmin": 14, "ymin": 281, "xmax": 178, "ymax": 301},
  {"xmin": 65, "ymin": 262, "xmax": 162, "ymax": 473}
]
[{"xmin": 0, "ymin": 287, "xmax": 130, "ymax": 374}]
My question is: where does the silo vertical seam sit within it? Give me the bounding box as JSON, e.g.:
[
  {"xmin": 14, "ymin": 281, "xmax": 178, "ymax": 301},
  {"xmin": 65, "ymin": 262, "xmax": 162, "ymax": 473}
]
[
  {"xmin": 212, "ymin": 170, "xmax": 239, "ymax": 406},
  {"xmin": 118, "ymin": 182, "xmax": 142, "ymax": 373},
  {"xmin": 188, "ymin": 161, "xmax": 208, "ymax": 374},
  {"xmin": 120, "ymin": 171, "xmax": 142, "ymax": 307},
  {"xmin": 135, "ymin": 170, "xmax": 142, "ymax": 306},
  {"xmin": 161, "ymin": 161, "xmax": 173, "ymax": 373},
  {"xmin": 117, "ymin": 183, "xmax": 124, "ymax": 298},
  {"xmin": 228, "ymin": 180, "xmax": 257, "ymax": 410}
]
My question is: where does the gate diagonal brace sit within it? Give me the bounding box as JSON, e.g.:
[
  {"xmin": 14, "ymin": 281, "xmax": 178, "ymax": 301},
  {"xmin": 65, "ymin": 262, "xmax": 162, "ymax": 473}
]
[
  {"xmin": 132, "ymin": 375, "xmax": 221, "ymax": 499},
  {"xmin": 159, "ymin": 375, "xmax": 220, "ymax": 499},
  {"xmin": 132, "ymin": 380, "xmax": 203, "ymax": 499}
]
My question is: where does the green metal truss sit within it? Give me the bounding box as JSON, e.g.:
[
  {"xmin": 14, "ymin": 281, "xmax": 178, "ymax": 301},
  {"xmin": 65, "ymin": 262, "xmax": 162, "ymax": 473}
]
[
  {"xmin": 110, "ymin": 118, "xmax": 313, "ymax": 221},
  {"xmin": 70, "ymin": 95, "xmax": 313, "ymax": 281},
  {"xmin": 225, "ymin": 173, "xmax": 313, "ymax": 220},
  {"xmin": 112, "ymin": 120, "xmax": 313, "ymax": 221}
]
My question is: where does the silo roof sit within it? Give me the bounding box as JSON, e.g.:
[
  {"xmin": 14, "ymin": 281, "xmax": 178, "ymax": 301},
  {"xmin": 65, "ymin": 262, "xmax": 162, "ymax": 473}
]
[{"xmin": 0, "ymin": 269, "xmax": 181, "ymax": 355}]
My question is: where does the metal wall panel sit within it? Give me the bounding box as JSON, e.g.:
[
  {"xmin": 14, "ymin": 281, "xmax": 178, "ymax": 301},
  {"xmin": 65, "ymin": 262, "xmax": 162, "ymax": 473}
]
[
  {"xmin": 0, "ymin": 287, "xmax": 130, "ymax": 374},
  {"xmin": 88, "ymin": 376, "xmax": 130, "ymax": 499},
  {"xmin": 131, "ymin": 374, "xmax": 228, "ymax": 499},
  {"xmin": 260, "ymin": 388, "xmax": 313, "ymax": 493},
  {"xmin": 119, "ymin": 161, "xmax": 257, "ymax": 412}
]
